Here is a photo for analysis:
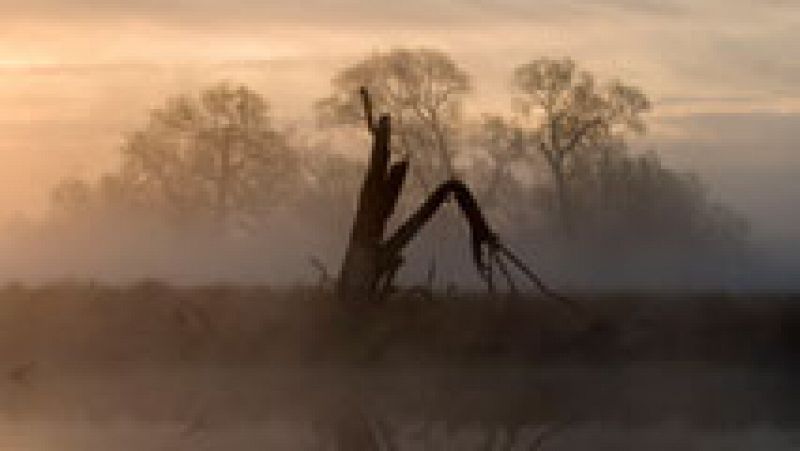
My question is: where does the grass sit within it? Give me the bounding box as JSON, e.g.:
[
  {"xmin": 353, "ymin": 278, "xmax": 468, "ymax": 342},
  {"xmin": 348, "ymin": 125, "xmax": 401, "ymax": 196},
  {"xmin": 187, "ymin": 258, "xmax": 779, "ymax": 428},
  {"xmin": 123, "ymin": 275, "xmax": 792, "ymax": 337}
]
[
  {"xmin": 0, "ymin": 282, "xmax": 797, "ymax": 448},
  {"xmin": 0, "ymin": 281, "xmax": 796, "ymax": 367}
]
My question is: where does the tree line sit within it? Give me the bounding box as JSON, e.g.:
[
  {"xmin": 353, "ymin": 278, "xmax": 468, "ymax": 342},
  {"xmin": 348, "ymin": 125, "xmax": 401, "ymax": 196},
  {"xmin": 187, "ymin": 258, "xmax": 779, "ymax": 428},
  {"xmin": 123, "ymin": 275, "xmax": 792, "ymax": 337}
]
[{"xmin": 47, "ymin": 48, "xmax": 748, "ymax": 286}]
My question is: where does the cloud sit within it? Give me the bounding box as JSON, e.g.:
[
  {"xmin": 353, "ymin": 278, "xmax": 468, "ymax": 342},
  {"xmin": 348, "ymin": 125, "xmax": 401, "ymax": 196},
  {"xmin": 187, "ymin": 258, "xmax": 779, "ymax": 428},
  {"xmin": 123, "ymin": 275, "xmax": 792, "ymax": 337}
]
[
  {"xmin": 0, "ymin": 0, "xmax": 793, "ymax": 30},
  {"xmin": 0, "ymin": 0, "xmax": 697, "ymax": 29},
  {"xmin": 0, "ymin": 0, "xmax": 797, "ymax": 241},
  {"xmin": 1, "ymin": 0, "xmax": 486, "ymax": 28}
]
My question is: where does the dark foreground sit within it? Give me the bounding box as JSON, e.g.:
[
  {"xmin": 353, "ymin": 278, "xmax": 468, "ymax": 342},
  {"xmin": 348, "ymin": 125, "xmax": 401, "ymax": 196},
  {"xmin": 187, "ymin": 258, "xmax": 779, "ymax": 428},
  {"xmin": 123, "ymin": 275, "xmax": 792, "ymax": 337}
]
[{"xmin": 0, "ymin": 284, "xmax": 798, "ymax": 449}]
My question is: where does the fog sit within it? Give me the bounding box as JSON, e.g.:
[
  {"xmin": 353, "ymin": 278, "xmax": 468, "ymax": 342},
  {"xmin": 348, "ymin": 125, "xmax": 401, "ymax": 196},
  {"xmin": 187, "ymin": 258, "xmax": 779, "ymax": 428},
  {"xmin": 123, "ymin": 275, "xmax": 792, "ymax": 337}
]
[
  {"xmin": 0, "ymin": 0, "xmax": 798, "ymax": 291},
  {"xmin": 2, "ymin": 5, "xmax": 799, "ymax": 451},
  {"xmin": 0, "ymin": 58, "xmax": 796, "ymax": 290}
]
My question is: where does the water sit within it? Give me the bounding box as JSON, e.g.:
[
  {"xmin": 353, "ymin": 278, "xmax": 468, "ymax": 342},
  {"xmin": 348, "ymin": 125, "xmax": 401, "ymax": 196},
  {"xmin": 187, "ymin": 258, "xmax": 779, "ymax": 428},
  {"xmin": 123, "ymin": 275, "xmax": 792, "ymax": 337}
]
[{"xmin": 2, "ymin": 363, "xmax": 796, "ymax": 450}]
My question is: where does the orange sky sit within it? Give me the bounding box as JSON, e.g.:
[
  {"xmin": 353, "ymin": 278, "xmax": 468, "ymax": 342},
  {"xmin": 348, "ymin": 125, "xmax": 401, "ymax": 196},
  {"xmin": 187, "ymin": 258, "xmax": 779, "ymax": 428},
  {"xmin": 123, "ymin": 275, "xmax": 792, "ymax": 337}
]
[{"xmin": 0, "ymin": 0, "xmax": 798, "ymax": 245}]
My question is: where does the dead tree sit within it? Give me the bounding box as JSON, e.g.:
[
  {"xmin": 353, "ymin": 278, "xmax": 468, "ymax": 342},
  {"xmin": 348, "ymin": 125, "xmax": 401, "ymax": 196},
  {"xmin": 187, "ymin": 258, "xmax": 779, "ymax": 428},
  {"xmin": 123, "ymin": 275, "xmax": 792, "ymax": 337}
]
[{"xmin": 338, "ymin": 88, "xmax": 577, "ymax": 312}]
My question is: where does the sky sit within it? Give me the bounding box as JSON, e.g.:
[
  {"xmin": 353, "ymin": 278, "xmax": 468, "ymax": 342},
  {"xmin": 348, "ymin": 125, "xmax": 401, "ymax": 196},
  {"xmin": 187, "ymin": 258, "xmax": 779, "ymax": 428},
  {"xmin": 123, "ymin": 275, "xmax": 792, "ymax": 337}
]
[{"xmin": 0, "ymin": 0, "xmax": 798, "ymax": 257}]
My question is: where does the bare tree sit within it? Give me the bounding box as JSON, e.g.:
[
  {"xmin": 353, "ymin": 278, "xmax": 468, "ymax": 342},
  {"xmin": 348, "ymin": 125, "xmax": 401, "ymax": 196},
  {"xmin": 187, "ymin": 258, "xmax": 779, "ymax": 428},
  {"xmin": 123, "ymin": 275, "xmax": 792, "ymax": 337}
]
[
  {"xmin": 118, "ymin": 82, "xmax": 297, "ymax": 230},
  {"xmin": 316, "ymin": 48, "xmax": 471, "ymax": 193},
  {"xmin": 512, "ymin": 57, "xmax": 650, "ymax": 232}
]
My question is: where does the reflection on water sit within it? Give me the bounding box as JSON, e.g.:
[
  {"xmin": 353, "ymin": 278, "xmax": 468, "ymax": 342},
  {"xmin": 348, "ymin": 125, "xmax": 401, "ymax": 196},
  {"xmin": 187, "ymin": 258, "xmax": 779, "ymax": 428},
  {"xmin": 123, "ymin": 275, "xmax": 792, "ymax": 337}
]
[
  {"xmin": 1, "ymin": 364, "xmax": 797, "ymax": 450},
  {"xmin": 0, "ymin": 419, "xmax": 314, "ymax": 451},
  {"xmin": 0, "ymin": 419, "xmax": 797, "ymax": 450}
]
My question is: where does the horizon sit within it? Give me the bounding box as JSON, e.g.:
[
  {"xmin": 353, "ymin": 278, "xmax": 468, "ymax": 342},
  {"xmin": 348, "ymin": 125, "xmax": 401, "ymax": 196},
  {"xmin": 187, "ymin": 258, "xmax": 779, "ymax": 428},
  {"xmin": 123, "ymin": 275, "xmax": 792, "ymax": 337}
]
[{"xmin": 0, "ymin": 0, "xmax": 798, "ymax": 283}]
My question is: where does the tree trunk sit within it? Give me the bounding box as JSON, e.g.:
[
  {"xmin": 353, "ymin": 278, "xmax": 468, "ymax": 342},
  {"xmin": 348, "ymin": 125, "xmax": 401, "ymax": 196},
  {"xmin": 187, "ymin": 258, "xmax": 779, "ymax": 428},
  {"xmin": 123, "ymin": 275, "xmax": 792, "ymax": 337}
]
[
  {"xmin": 337, "ymin": 88, "xmax": 408, "ymax": 305},
  {"xmin": 337, "ymin": 88, "xmax": 563, "ymax": 309},
  {"xmin": 553, "ymin": 167, "xmax": 572, "ymax": 234},
  {"xmin": 337, "ymin": 88, "xmax": 496, "ymax": 305}
]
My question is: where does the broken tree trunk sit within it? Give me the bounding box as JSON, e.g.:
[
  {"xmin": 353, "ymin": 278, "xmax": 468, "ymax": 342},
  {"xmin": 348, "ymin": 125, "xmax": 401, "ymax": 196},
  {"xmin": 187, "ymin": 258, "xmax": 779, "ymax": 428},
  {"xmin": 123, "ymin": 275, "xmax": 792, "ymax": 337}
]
[
  {"xmin": 338, "ymin": 88, "xmax": 577, "ymax": 314},
  {"xmin": 338, "ymin": 88, "xmax": 489, "ymax": 303},
  {"xmin": 337, "ymin": 87, "xmax": 494, "ymax": 305},
  {"xmin": 336, "ymin": 87, "xmax": 409, "ymax": 305}
]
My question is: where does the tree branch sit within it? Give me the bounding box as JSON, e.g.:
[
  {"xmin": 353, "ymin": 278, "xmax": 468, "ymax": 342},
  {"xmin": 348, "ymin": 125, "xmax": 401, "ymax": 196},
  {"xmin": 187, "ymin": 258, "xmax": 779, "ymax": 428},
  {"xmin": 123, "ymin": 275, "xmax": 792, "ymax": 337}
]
[
  {"xmin": 383, "ymin": 179, "xmax": 496, "ymax": 274},
  {"xmin": 359, "ymin": 86, "xmax": 375, "ymax": 133}
]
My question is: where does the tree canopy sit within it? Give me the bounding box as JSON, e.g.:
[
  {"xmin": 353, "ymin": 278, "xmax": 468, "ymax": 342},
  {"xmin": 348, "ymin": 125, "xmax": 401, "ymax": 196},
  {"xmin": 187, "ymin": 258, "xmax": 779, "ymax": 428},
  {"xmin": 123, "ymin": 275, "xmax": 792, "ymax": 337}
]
[
  {"xmin": 316, "ymin": 48, "xmax": 471, "ymax": 191},
  {"xmin": 511, "ymin": 57, "xmax": 650, "ymax": 231},
  {"xmin": 116, "ymin": 82, "xmax": 298, "ymax": 229},
  {"xmin": 40, "ymin": 50, "xmax": 749, "ymax": 288}
]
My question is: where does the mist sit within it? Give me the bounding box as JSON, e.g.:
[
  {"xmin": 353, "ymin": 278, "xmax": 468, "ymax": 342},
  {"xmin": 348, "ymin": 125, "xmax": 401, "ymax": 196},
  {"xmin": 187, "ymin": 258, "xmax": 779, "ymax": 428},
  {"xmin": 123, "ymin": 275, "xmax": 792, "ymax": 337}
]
[
  {"xmin": 1, "ymin": 5, "xmax": 798, "ymax": 450},
  {"xmin": 0, "ymin": 52, "xmax": 794, "ymax": 291},
  {"xmin": 0, "ymin": 0, "xmax": 798, "ymax": 292}
]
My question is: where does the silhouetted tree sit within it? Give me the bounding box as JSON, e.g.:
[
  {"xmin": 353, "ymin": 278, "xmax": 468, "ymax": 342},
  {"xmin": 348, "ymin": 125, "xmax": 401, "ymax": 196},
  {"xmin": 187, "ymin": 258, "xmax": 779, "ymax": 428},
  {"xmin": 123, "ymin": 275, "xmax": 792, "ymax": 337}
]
[
  {"xmin": 316, "ymin": 48, "xmax": 471, "ymax": 193},
  {"xmin": 338, "ymin": 88, "xmax": 572, "ymax": 308},
  {"xmin": 118, "ymin": 82, "xmax": 297, "ymax": 230},
  {"xmin": 512, "ymin": 57, "xmax": 650, "ymax": 232}
]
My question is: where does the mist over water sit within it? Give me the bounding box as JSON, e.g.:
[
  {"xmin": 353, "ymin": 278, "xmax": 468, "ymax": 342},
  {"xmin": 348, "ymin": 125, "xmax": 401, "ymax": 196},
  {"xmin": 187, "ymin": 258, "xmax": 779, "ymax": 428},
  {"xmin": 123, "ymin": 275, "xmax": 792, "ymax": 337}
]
[{"xmin": 0, "ymin": 3, "xmax": 798, "ymax": 450}]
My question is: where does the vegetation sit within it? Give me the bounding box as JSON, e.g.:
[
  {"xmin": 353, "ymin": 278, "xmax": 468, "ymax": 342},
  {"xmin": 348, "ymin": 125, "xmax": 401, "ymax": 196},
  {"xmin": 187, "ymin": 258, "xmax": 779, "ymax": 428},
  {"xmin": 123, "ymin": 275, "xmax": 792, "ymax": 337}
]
[
  {"xmin": 510, "ymin": 57, "xmax": 650, "ymax": 232},
  {"xmin": 53, "ymin": 82, "xmax": 299, "ymax": 231},
  {"xmin": 315, "ymin": 48, "xmax": 470, "ymax": 192},
  {"xmin": 37, "ymin": 48, "xmax": 748, "ymax": 289},
  {"xmin": 0, "ymin": 282, "xmax": 794, "ymax": 366},
  {"xmin": 2, "ymin": 282, "xmax": 795, "ymax": 448}
]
